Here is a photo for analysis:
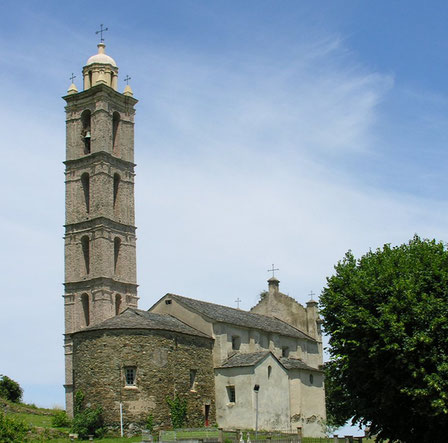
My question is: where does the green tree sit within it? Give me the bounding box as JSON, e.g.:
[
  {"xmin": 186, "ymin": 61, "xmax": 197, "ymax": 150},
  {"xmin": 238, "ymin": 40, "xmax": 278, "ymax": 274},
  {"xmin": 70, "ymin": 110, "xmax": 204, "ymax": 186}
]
[
  {"xmin": 320, "ymin": 236, "xmax": 448, "ymax": 442},
  {"xmin": 0, "ymin": 375, "xmax": 23, "ymax": 403}
]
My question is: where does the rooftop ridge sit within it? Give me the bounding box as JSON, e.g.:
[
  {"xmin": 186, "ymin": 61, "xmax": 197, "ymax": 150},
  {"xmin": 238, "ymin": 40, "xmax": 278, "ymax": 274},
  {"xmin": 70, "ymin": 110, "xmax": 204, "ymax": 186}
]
[
  {"xmin": 159, "ymin": 293, "xmax": 315, "ymax": 342},
  {"xmin": 73, "ymin": 307, "xmax": 211, "ymax": 338}
]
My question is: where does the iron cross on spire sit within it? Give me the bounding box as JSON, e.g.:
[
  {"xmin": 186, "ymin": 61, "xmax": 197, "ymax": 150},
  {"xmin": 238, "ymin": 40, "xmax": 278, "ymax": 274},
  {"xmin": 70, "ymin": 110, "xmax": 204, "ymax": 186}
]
[
  {"xmin": 124, "ymin": 75, "xmax": 131, "ymax": 85},
  {"xmin": 309, "ymin": 290, "xmax": 316, "ymax": 301},
  {"xmin": 235, "ymin": 298, "xmax": 242, "ymax": 309},
  {"xmin": 69, "ymin": 73, "xmax": 76, "ymax": 83},
  {"xmin": 96, "ymin": 24, "xmax": 109, "ymax": 42},
  {"xmin": 267, "ymin": 264, "xmax": 279, "ymax": 278}
]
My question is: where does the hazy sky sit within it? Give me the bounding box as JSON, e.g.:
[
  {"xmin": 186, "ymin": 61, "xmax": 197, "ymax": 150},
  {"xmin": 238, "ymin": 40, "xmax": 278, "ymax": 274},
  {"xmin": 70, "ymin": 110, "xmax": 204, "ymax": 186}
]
[{"xmin": 1, "ymin": 1, "xmax": 448, "ymax": 424}]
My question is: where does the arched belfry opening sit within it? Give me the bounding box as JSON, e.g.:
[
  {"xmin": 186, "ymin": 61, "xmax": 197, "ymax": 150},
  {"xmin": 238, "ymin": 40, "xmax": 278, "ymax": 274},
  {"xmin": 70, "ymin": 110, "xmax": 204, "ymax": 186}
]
[
  {"xmin": 81, "ymin": 173, "xmax": 90, "ymax": 213},
  {"xmin": 81, "ymin": 110, "xmax": 91, "ymax": 154},
  {"xmin": 114, "ymin": 237, "xmax": 121, "ymax": 272},
  {"xmin": 81, "ymin": 293, "xmax": 90, "ymax": 326},
  {"xmin": 112, "ymin": 111, "xmax": 120, "ymax": 153},
  {"xmin": 81, "ymin": 235, "xmax": 90, "ymax": 274},
  {"xmin": 113, "ymin": 173, "xmax": 120, "ymax": 208}
]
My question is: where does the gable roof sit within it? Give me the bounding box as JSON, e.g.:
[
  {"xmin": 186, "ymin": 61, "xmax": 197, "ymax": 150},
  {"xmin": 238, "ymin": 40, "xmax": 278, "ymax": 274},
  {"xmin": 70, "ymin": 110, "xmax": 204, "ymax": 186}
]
[
  {"xmin": 218, "ymin": 351, "xmax": 321, "ymax": 372},
  {"xmin": 161, "ymin": 293, "xmax": 315, "ymax": 341},
  {"xmin": 219, "ymin": 351, "xmax": 271, "ymax": 368},
  {"xmin": 279, "ymin": 357, "xmax": 323, "ymax": 372},
  {"xmin": 73, "ymin": 308, "xmax": 211, "ymax": 338}
]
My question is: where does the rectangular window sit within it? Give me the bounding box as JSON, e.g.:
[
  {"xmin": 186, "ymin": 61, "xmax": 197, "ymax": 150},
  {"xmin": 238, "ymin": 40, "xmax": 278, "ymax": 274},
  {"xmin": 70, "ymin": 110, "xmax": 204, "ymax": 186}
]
[
  {"xmin": 231, "ymin": 336, "xmax": 241, "ymax": 350},
  {"xmin": 226, "ymin": 385, "xmax": 236, "ymax": 403},
  {"xmin": 282, "ymin": 346, "xmax": 289, "ymax": 357},
  {"xmin": 190, "ymin": 369, "xmax": 197, "ymax": 391},
  {"xmin": 125, "ymin": 367, "xmax": 136, "ymax": 386}
]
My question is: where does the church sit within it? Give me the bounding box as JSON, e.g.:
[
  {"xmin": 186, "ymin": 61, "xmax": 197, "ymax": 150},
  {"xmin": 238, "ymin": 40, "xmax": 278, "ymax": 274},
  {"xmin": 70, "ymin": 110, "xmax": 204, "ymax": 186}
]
[{"xmin": 62, "ymin": 40, "xmax": 326, "ymax": 437}]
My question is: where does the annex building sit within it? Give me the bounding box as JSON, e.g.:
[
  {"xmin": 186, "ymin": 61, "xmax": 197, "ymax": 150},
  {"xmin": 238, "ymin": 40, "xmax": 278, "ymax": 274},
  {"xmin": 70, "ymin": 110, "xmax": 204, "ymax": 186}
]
[{"xmin": 63, "ymin": 41, "xmax": 326, "ymax": 437}]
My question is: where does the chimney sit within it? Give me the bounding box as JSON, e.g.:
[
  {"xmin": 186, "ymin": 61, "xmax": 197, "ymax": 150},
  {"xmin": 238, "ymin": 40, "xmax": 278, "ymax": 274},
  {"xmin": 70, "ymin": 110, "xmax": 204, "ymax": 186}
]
[{"xmin": 268, "ymin": 276, "xmax": 280, "ymax": 294}]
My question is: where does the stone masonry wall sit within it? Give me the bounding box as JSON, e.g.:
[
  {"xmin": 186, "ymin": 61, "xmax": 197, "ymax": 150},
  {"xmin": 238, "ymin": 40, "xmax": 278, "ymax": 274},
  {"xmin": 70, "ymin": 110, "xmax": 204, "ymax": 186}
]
[{"xmin": 72, "ymin": 329, "xmax": 215, "ymax": 429}]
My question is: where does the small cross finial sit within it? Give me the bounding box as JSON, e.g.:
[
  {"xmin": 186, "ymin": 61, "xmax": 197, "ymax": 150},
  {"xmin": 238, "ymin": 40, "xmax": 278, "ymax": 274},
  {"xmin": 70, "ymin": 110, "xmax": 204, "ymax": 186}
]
[
  {"xmin": 309, "ymin": 290, "xmax": 316, "ymax": 301},
  {"xmin": 96, "ymin": 24, "xmax": 109, "ymax": 43},
  {"xmin": 124, "ymin": 75, "xmax": 131, "ymax": 85},
  {"xmin": 235, "ymin": 298, "xmax": 242, "ymax": 309},
  {"xmin": 69, "ymin": 73, "xmax": 76, "ymax": 83},
  {"xmin": 267, "ymin": 264, "xmax": 279, "ymax": 278}
]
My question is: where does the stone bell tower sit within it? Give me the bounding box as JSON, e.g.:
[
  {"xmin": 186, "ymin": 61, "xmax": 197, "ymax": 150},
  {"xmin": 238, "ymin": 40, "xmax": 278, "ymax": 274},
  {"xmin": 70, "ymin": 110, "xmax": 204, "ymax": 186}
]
[{"xmin": 62, "ymin": 42, "xmax": 138, "ymax": 415}]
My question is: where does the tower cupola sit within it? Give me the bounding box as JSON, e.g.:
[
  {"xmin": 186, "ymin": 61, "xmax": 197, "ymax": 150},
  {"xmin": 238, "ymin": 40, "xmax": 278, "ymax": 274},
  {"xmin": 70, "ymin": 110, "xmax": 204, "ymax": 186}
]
[{"xmin": 82, "ymin": 43, "xmax": 118, "ymax": 91}]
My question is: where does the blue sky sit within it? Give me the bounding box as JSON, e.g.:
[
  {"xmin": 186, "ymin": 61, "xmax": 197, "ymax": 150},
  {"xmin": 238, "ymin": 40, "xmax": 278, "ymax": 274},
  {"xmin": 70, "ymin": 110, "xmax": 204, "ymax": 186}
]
[{"xmin": 1, "ymin": 0, "xmax": 448, "ymax": 434}]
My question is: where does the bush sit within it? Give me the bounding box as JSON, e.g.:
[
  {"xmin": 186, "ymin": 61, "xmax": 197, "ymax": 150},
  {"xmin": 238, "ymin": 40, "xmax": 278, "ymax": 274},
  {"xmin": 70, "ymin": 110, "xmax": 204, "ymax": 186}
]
[
  {"xmin": 166, "ymin": 394, "xmax": 187, "ymax": 429},
  {"xmin": 0, "ymin": 375, "xmax": 23, "ymax": 403},
  {"xmin": 71, "ymin": 390, "xmax": 104, "ymax": 439},
  {"xmin": 146, "ymin": 413, "xmax": 154, "ymax": 432},
  {"xmin": 0, "ymin": 412, "xmax": 29, "ymax": 442},
  {"xmin": 51, "ymin": 410, "xmax": 71, "ymax": 427}
]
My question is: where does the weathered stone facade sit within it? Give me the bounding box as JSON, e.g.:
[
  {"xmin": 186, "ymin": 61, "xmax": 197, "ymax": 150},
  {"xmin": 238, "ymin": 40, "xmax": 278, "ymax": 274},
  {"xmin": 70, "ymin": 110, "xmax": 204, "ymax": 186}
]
[{"xmin": 73, "ymin": 325, "xmax": 215, "ymax": 428}]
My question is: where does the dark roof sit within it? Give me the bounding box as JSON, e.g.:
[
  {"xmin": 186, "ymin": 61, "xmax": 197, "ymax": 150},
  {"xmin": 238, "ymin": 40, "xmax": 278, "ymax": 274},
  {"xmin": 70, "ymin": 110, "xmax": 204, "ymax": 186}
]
[
  {"xmin": 163, "ymin": 294, "xmax": 315, "ymax": 341},
  {"xmin": 74, "ymin": 308, "xmax": 210, "ymax": 338},
  {"xmin": 219, "ymin": 352, "xmax": 321, "ymax": 372},
  {"xmin": 219, "ymin": 351, "xmax": 270, "ymax": 368},
  {"xmin": 279, "ymin": 357, "xmax": 322, "ymax": 372}
]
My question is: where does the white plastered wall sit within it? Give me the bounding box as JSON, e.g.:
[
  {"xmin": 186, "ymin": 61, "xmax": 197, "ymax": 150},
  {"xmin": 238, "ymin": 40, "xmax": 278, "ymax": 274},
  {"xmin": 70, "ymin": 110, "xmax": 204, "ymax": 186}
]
[{"xmin": 215, "ymin": 354, "xmax": 291, "ymax": 431}]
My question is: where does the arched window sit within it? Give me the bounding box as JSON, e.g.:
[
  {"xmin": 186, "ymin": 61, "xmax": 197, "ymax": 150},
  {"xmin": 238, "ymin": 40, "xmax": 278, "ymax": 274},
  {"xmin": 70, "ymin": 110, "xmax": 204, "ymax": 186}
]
[
  {"xmin": 81, "ymin": 110, "xmax": 91, "ymax": 154},
  {"xmin": 268, "ymin": 365, "xmax": 272, "ymax": 379},
  {"xmin": 88, "ymin": 71, "xmax": 93, "ymax": 88},
  {"xmin": 115, "ymin": 294, "xmax": 122, "ymax": 316},
  {"xmin": 114, "ymin": 237, "xmax": 121, "ymax": 272},
  {"xmin": 112, "ymin": 112, "xmax": 120, "ymax": 153},
  {"xmin": 113, "ymin": 173, "xmax": 120, "ymax": 208},
  {"xmin": 81, "ymin": 293, "xmax": 90, "ymax": 326},
  {"xmin": 81, "ymin": 173, "xmax": 90, "ymax": 213},
  {"xmin": 81, "ymin": 235, "xmax": 90, "ymax": 274}
]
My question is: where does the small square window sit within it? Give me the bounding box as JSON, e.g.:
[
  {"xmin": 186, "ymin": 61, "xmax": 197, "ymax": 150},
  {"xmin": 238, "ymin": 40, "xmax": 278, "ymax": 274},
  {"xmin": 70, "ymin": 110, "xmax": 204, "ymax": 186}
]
[
  {"xmin": 125, "ymin": 367, "xmax": 136, "ymax": 386},
  {"xmin": 226, "ymin": 385, "xmax": 236, "ymax": 403}
]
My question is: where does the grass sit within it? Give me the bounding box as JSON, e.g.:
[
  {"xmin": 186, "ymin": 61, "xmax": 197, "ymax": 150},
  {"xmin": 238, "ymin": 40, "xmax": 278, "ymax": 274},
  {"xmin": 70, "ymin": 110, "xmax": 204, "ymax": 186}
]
[
  {"xmin": 9, "ymin": 411, "xmax": 59, "ymax": 428},
  {"xmin": 36, "ymin": 438, "xmax": 142, "ymax": 443},
  {"xmin": 1, "ymin": 397, "xmax": 146, "ymax": 441}
]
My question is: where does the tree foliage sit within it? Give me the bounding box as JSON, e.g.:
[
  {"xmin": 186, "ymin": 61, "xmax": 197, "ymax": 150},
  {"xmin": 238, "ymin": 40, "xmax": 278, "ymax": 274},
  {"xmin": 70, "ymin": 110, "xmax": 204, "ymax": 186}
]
[
  {"xmin": 0, "ymin": 375, "xmax": 23, "ymax": 403},
  {"xmin": 320, "ymin": 236, "xmax": 448, "ymax": 442}
]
